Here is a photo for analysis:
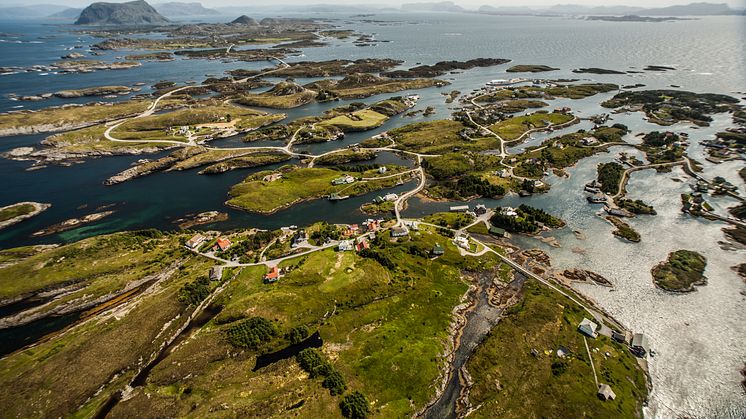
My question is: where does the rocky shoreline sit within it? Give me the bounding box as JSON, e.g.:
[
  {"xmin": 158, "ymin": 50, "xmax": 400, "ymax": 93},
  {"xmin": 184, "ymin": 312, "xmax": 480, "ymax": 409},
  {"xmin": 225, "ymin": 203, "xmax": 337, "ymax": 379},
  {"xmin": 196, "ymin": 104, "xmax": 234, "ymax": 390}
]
[{"xmin": 0, "ymin": 202, "xmax": 51, "ymax": 231}]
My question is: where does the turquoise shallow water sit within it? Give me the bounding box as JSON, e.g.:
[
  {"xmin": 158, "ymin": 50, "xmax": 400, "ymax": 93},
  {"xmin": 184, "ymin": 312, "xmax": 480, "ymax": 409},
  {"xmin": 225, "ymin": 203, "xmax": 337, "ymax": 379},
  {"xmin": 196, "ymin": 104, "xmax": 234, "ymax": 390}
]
[{"xmin": 0, "ymin": 13, "xmax": 744, "ymax": 417}]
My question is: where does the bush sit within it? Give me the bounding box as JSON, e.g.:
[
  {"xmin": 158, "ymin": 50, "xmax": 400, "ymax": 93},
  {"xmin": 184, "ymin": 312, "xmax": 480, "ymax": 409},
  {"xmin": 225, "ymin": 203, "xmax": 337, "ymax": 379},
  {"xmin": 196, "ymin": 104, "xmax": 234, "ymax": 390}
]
[
  {"xmin": 286, "ymin": 325, "xmax": 310, "ymax": 344},
  {"xmin": 178, "ymin": 276, "xmax": 211, "ymax": 306},
  {"xmin": 297, "ymin": 348, "xmax": 347, "ymax": 396},
  {"xmin": 340, "ymin": 391, "xmax": 370, "ymax": 419},
  {"xmin": 322, "ymin": 370, "xmax": 347, "ymax": 395},
  {"xmin": 226, "ymin": 317, "xmax": 278, "ymax": 349}
]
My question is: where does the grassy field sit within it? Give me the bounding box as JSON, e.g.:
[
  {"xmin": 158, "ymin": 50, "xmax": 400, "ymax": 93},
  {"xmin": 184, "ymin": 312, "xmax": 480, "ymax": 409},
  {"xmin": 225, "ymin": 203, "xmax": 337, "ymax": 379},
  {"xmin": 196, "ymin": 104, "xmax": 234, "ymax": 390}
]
[
  {"xmin": 466, "ymin": 280, "xmax": 648, "ymax": 418},
  {"xmin": 237, "ymin": 90, "xmax": 317, "ymax": 109},
  {"xmin": 489, "ymin": 112, "xmax": 574, "ymax": 141},
  {"xmin": 386, "ymin": 120, "xmax": 499, "ymax": 154},
  {"xmin": 227, "ymin": 166, "xmax": 404, "ymax": 213},
  {"xmin": 112, "ymin": 105, "xmax": 284, "ymax": 141},
  {"xmin": 309, "ymin": 77, "xmax": 443, "ymax": 99},
  {"xmin": 0, "ymin": 100, "xmax": 154, "ymax": 133},
  {"xmin": 109, "ymin": 226, "xmax": 486, "ymax": 418},
  {"xmin": 0, "ymin": 237, "xmax": 216, "ymax": 418},
  {"xmin": 0, "ymin": 231, "xmax": 186, "ymax": 301},
  {"xmin": 423, "ymin": 211, "xmax": 475, "ymax": 229},
  {"xmin": 319, "ymin": 109, "xmax": 389, "ymax": 131},
  {"xmin": 0, "ymin": 203, "xmax": 36, "ymax": 223}
]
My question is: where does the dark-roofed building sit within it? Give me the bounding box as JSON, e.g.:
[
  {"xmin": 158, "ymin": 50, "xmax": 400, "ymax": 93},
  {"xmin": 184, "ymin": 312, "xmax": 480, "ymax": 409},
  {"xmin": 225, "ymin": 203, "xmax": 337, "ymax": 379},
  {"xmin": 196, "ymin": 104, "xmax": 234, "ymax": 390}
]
[
  {"xmin": 597, "ymin": 384, "xmax": 616, "ymax": 401},
  {"xmin": 209, "ymin": 266, "xmax": 223, "ymax": 281},
  {"xmin": 631, "ymin": 333, "xmax": 650, "ymax": 358},
  {"xmin": 578, "ymin": 318, "xmax": 598, "ymax": 338}
]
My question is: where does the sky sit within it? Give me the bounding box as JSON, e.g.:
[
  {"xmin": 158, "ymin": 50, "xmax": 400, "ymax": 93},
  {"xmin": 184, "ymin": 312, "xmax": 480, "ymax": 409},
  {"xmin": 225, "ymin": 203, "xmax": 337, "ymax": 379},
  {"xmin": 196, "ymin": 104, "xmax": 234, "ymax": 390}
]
[{"xmin": 6, "ymin": 0, "xmax": 746, "ymax": 9}]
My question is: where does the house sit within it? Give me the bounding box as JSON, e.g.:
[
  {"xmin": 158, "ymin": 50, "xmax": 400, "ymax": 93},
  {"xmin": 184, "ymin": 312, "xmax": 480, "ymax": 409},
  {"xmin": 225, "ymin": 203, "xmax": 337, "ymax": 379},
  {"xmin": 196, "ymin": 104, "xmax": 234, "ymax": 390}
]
[
  {"xmin": 489, "ymin": 226, "xmax": 506, "ymax": 237},
  {"xmin": 612, "ymin": 330, "xmax": 631, "ymax": 344},
  {"xmin": 209, "ymin": 266, "xmax": 223, "ymax": 281},
  {"xmin": 431, "ymin": 243, "xmax": 445, "ymax": 256},
  {"xmin": 332, "ymin": 175, "xmax": 355, "ymax": 185},
  {"xmin": 264, "ymin": 266, "xmax": 280, "ymax": 283},
  {"xmin": 364, "ymin": 219, "xmax": 380, "ymax": 232},
  {"xmin": 343, "ymin": 224, "xmax": 359, "ymax": 237},
  {"xmin": 178, "ymin": 126, "xmax": 190, "ymax": 136},
  {"xmin": 454, "ymin": 235, "xmax": 470, "ymax": 250},
  {"xmin": 403, "ymin": 220, "xmax": 419, "ymax": 230},
  {"xmin": 578, "ymin": 318, "xmax": 598, "ymax": 338},
  {"xmin": 338, "ymin": 240, "xmax": 355, "ymax": 251},
  {"xmin": 355, "ymin": 240, "xmax": 370, "ymax": 252},
  {"xmin": 631, "ymin": 333, "xmax": 650, "ymax": 358},
  {"xmin": 391, "ymin": 226, "xmax": 409, "ymax": 237},
  {"xmin": 378, "ymin": 166, "xmax": 387, "ymax": 174},
  {"xmin": 581, "ymin": 137, "xmax": 599, "ymax": 146},
  {"xmin": 475, "ymin": 204, "xmax": 487, "ymax": 215},
  {"xmin": 290, "ymin": 230, "xmax": 306, "ymax": 248},
  {"xmin": 213, "ymin": 238, "xmax": 232, "ymax": 252},
  {"xmin": 185, "ymin": 233, "xmax": 206, "ymax": 250},
  {"xmin": 496, "ymin": 169, "xmax": 510, "ymax": 178},
  {"xmin": 262, "ymin": 173, "xmax": 282, "ymax": 182},
  {"xmin": 450, "ymin": 205, "xmax": 469, "ymax": 213},
  {"xmin": 501, "ymin": 207, "xmax": 518, "ymax": 217},
  {"xmin": 383, "ymin": 193, "xmax": 399, "ymax": 202},
  {"xmin": 597, "ymin": 384, "xmax": 616, "ymax": 401}
]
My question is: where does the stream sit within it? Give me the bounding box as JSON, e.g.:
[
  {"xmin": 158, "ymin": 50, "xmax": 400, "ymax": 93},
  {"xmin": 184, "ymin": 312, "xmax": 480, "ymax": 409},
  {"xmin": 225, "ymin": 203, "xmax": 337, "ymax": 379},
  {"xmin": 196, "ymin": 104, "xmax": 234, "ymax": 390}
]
[{"xmin": 423, "ymin": 269, "xmax": 526, "ymax": 419}]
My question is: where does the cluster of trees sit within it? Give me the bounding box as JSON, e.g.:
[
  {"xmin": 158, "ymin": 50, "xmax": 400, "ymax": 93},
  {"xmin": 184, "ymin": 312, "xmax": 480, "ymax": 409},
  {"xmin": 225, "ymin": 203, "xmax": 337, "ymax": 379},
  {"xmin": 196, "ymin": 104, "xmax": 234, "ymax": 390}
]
[
  {"xmin": 453, "ymin": 175, "xmax": 505, "ymax": 199},
  {"xmin": 334, "ymin": 163, "xmax": 382, "ymax": 173},
  {"xmin": 226, "ymin": 317, "xmax": 278, "ymax": 349},
  {"xmin": 178, "ymin": 276, "xmax": 211, "ymax": 306},
  {"xmin": 490, "ymin": 205, "xmax": 564, "ymax": 234},
  {"xmin": 310, "ymin": 222, "xmax": 341, "ymax": 244},
  {"xmin": 286, "ymin": 325, "xmax": 310, "ymax": 345},
  {"xmin": 422, "ymin": 153, "xmax": 472, "ymax": 180},
  {"xmin": 596, "ymin": 162, "xmax": 625, "ymax": 194},
  {"xmin": 296, "ymin": 348, "xmax": 347, "ymax": 396},
  {"xmin": 617, "ymin": 198, "xmax": 657, "ymax": 215},
  {"xmin": 223, "ymin": 230, "xmax": 275, "ymax": 261},
  {"xmin": 517, "ymin": 204, "xmax": 565, "ymax": 228},
  {"xmin": 359, "ymin": 248, "xmax": 396, "ymax": 270},
  {"xmin": 340, "ymin": 391, "xmax": 371, "ymax": 419},
  {"xmin": 642, "ymin": 131, "xmax": 679, "ymax": 147}
]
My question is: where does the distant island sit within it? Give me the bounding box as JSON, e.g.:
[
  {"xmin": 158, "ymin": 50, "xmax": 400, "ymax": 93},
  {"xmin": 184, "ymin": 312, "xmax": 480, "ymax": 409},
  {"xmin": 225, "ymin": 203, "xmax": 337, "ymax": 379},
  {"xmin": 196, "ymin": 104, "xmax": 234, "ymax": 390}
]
[
  {"xmin": 586, "ymin": 15, "xmax": 690, "ymax": 22},
  {"xmin": 75, "ymin": 0, "xmax": 169, "ymax": 25},
  {"xmin": 652, "ymin": 250, "xmax": 708, "ymax": 292}
]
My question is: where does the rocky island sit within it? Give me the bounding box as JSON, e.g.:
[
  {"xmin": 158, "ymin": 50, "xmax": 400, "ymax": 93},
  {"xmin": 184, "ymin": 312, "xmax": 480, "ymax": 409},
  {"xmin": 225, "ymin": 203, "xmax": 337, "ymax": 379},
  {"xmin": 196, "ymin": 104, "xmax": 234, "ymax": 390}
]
[{"xmin": 652, "ymin": 250, "xmax": 708, "ymax": 292}]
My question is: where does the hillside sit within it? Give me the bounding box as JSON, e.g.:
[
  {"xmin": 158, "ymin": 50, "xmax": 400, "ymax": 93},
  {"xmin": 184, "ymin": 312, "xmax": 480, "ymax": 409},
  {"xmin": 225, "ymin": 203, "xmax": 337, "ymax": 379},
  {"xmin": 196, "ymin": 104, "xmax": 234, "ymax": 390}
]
[
  {"xmin": 154, "ymin": 2, "xmax": 220, "ymax": 17},
  {"xmin": 75, "ymin": 0, "xmax": 169, "ymax": 25}
]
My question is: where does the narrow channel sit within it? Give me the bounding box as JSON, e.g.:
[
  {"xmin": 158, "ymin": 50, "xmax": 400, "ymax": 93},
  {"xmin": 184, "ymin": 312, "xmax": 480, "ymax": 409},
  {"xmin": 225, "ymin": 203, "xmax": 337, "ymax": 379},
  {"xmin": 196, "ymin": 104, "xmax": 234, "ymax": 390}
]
[{"xmin": 423, "ymin": 270, "xmax": 526, "ymax": 419}]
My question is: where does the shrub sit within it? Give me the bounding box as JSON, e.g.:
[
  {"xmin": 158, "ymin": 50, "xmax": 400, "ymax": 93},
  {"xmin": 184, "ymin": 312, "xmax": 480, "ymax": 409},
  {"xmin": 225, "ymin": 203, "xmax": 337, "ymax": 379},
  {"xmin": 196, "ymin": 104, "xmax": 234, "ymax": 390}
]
[
  {"xmin": 226, "ymin": 317, "xmax": 278, "ymax": 349},
  {"xmin": 286, "ymin": 325, "xmax": 310, "ymax": 344},
  {"xmin": 340, "ymin": 391, "xmax": 370, "ymax": 419},
  {"xmin": 178, "ymin": 276, "xmax": 211, "ymax": 306}
]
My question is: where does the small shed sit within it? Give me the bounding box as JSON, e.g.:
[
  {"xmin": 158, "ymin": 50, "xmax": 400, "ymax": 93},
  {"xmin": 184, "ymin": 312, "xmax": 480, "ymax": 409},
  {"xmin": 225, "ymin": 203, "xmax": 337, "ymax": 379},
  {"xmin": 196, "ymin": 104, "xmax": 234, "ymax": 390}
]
[
  {"xmin": 597, "ymin": 384, "xmax": 616, "ymax": 401},
  {"xmin": 209, "ymin": 266, "xmax": 223, "ymax": 281},
  {"xmin": 431, "ymin": 243, "xmax": 445, "ymax": 256},
  {"xmin": 489, "ymin": 226, "xmax": 506, "ymax": 237},
  {"xmin": 578, "ymin": 318, "xmax": 599, "ymax": 338},
  {"xmin": 631, "ymin": 333, "xmax": 650, "ymax": 358}
]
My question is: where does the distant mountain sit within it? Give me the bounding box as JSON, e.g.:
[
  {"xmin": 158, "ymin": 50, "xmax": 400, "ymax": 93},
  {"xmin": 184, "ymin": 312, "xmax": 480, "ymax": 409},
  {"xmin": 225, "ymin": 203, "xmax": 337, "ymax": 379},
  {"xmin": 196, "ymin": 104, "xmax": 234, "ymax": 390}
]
[
  {"xmin": 401, "ymin": 2, "xmax": 465, "ymax": 12},
  {"xmin": 75, "ymin": 0, "xmax": 169, "ymax": 25},
  {"xmin": 0, "ymin": 4, "xmax": 71, "ymax": 19},
  {"xmin": 642, "ymin": 2, "xmax": 742, "ymax": 15},
  {"xmin": 546, "ymin": 4, "xmax": 645, "ymax": 15},
  {"xmin": 231, "ymin": 15, "xmax": 258, "ymax": 25},
  {"xmin": 153, "ymin": 2, "xmax": 220, "ymax": 17},
  {"xmin": 477, "ymin": 5, "xmax": 536, "ymax": 15},
  {"xmin": 49, "ymin": 7, "xmax": 84, "ymax": 19},
  {"xmin": 476, "ymin": 2, "xmax": 744, "ymax": 16}
]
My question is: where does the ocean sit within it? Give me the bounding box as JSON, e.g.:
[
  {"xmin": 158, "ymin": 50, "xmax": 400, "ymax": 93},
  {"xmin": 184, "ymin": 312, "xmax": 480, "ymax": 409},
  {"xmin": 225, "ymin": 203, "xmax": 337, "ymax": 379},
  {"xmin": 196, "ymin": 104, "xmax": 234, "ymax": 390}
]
[{"xmin": 0, "ymin": 12, "xmax": 744, "ymax": 417}]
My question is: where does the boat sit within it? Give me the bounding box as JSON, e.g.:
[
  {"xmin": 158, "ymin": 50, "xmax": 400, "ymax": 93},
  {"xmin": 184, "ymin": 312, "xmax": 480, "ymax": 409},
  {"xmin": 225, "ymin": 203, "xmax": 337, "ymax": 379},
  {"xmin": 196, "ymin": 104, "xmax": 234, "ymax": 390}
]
[
  {"xmin": 486, "ymin": 78, "xmax": 526, "ymax": 87},
  {"xmin": 587, "ymin": 193, "xmax": 607, "ymax": 204}
]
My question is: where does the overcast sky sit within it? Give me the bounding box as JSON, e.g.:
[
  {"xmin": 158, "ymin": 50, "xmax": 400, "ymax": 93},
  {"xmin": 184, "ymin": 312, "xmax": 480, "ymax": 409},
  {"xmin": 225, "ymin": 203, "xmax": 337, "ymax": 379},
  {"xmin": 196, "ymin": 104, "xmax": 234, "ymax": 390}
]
[{"xmin": 7, "ymin": 0, "xmax": 746, "ymax": 9}]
